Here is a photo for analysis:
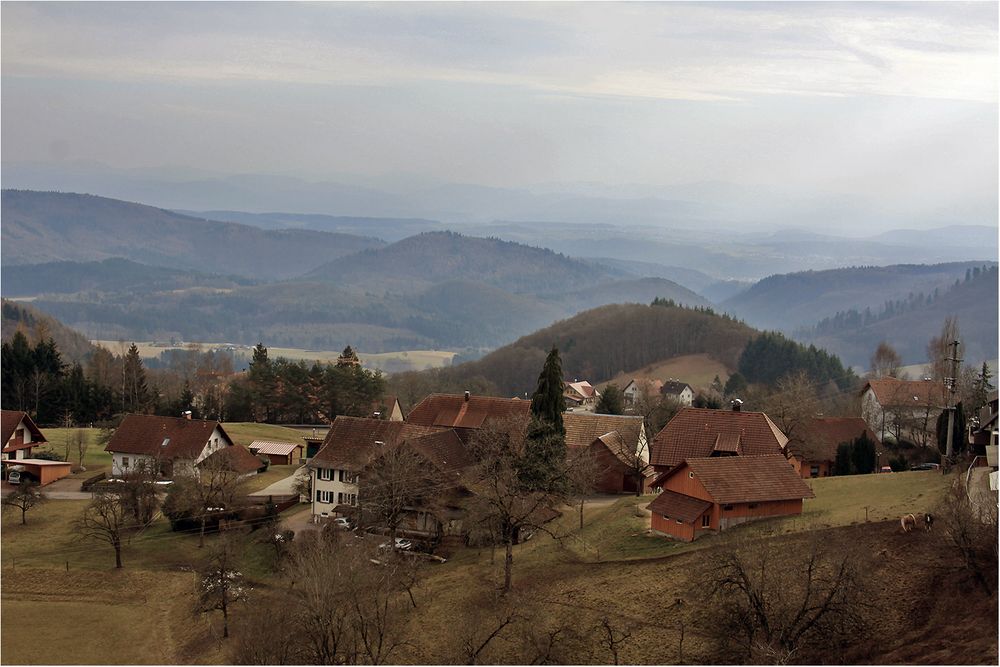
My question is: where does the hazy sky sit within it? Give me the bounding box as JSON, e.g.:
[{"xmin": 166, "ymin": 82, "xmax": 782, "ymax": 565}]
[{"xmin": 2, "ymin": 1, "xmax": 997, "ymax": 221}]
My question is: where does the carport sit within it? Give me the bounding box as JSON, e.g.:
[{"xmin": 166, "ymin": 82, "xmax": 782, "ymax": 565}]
[{"xmin": 3, "ymin": 459, "xmax": 72, "ymax": 486}]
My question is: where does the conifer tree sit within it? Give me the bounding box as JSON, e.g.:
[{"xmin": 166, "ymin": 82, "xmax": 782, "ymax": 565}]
[{"xmin": 520, "ymin": 347, "xmax": 568, "ymax": 493}]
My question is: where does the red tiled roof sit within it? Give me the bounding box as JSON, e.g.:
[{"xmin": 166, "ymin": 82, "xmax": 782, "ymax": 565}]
[
  {"xmin": 406, "ymin": 394, "xmax": 530, "ymax": 428},
  {"xmin": 564, "ymin": 381, "xmax": 598, "ymax": 399},
  {"xmin": 105, "ymin": 414, "xmax": 233, "ymax": 459},
  {"xmin": 671, "ymin": 455, "xmax": 815, "ymax": 504},
  {"xmin": 310, "ymin": 416, "xmax": 445, "ymax": 471},
  {"xmin": 862, "ymin": 378, "xmax": 948, "ymax": 408},
  {"xmin": 564, "ymin": 413, "xmax": 644, "ymax": 450},
  {"xmin": 647, "ymin": 489, "xmax": 713, "ymax": 523},
  {"xmin": 660, "ymin": 381, "xmax": 692, "ymax": 396},
  {"xmin": 1, "ymin": 410, "xmax": 46, "ymax": 452},
  {"xmin": 786, "ymin": 418, "xmax": 880, "ymax": 464},
  {"xmin": 199, "ymin": 445, "xmax": 263, "ymax": 475},
  {"xmin": 405, "ymin": 430, "xmax": 473, "ymax": 474},
  {"xmin": 650, "ymin": 408, "xmax": 787, "ymax": 469}
]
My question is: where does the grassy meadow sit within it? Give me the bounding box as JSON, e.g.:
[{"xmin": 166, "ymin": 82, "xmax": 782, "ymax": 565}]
[{"xmin": 0, "ymin": 467, "xmax": 971, "ymax": 664}]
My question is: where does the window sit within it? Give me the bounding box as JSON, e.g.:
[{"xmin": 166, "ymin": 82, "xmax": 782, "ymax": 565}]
[
  {"xmin": 676, "ymin": 518, "xmax": 683, "ymax": 524},
  {"xmin": 701, "ymin": 514, "xmax": 711, "ymax": 528},
  {"xmin": 337, "ymin": 492, "xmax": 344, "ymax": 504},
  {"xmin": 316, "ymin": 490, "xmax": 333, "ymax": 504},
  {"xmin": 318, "ymin": 468, "xmax": 332, "ymax": 481},
  {"xmin": 339, "ymin": 470, "xmax": 346, "ymax": 482},
  {"xmin": 348, "ymin": 493, "xmax": 357, "ymax": 506},
  {"xmin": 810, "ymin": 465, "xmax": 819, "ymax": 478},
  {"xmin": 722, "ymin": 504, "xmax": 733, "ymax": 511},
  {"xmin": 122, "ymin": 456, "xmax": 130, "ymax": 468},
  {"xmin": 662, "ymin": 515, "xmax": 670, "ymax": 520},
  {"xmin": 688, "ymin": 471, "xmax": 694, "ymax": 478}
]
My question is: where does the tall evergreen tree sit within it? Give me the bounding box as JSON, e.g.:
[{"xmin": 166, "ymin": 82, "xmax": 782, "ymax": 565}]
[
  {"xmin": 123, "ymin": 344, "xmax": 150, "ymax": 414},
  {"xmin": 520, "ymin": 347, "xmax": 568, "ymax": 493}
]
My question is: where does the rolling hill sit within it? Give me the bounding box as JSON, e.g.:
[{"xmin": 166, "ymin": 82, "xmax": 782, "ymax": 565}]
[
  {"xmin": 1, "ymin": 190, "xmax": 384, "ymax": 280},
  {"xmin": 303, "ymin": 230, "xmax": 624, "ymax": 295},
  {"xmin": 1, "ymin": 299, "xmax": 98, "ymax": 362},
  {"xmin": 390, "ymin": 302, "xmax": 757, "ymax": 399},
  {"xmin": 722, "ymin": 262, "xmax": 994, "ymax": 331},
  {"xmin": 797, "ymin": 266, "xmax": 999, "ymax": 367},
  {"xmin": 0, "ymin": 258, "xmax": 253, "ymax": 297}
]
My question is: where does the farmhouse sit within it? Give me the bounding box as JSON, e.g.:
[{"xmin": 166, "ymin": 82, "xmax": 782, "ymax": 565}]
[
  {"xmin": 104, "ymin": 414, "xmax": 235, "ymax": 478},
  {"xmin": 648, "ymin": 406, "xmax": 788, "ymax": 480},
  {"xmin": 860, "ymin": 378, "xmax": 946, "ymax": 445},
  {"xmin": 308, "ymin": 417, "xmax": 444, "ymax": 518},
  {"xmin": 622, "ymin": 378, "xmax": 664, "ymax": 409},
  {"xmin": 248, "ymin": 440, "xmax": 304, "ymax": 465},
  {"xmin": 785, "ymin": 417, "xmax": 880, "ymax": 478},
  {"xmin": 647, "ymin": 455, "xmax": 814, "ymax": 542},
  {"xmin": 1, "ymin": 410, "xmax": 47, "ymax": 461},
  {"xmin": 563, "ymin": 380, "xmax": 600, "ymax": 409},
  {"xmin": 660, "ymin": 380, "xmax": 695, "ymax": 406},
  {"xmin": 405, "ymin": 392, "xmax": 531, "ymax": 432},
  {"xmin": 564, "ymin": 412, "xmax": 650, "ymax": 494}
]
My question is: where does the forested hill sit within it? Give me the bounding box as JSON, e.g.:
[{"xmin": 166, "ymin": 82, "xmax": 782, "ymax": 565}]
[
  {"xmin": 1, "ymin": 299, "xmax": 98, "ymax": 362},
  {"xmin": 722, "ymin": 261, "xmax": 993, "ymax": 331},
  {"xmin": 0, "ymin": 257, "xmax": 253, "ymax": 297},
  {"xmin": 797, "ymin": 265, "xmax": 999, "ymax": 367},
  {"xmin": 0, "ymin": 190, "xmax": 383, "ymax": 280},
  {"xmin": 390, "ymin": 302, "xmax": 757, "ymax": 399},
  {"xmin": 304, "ymin": 230, "xmax": 622, "ymax": 294}
]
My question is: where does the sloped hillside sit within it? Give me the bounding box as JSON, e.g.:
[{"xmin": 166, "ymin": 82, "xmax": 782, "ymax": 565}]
[
  {"xmin": 0, "ymin": 258, "xmax": 253, "ymax": 297},
  {"xmin": 1, "ymin": 190, "xmax": 383, "ymax": 280},
  {"xmin": 723, "ymin": 262, "xmax": 991, "ymax": 331},
  {"xmin": 392, "ymin": 302, "xmax": 756, "ymax": 398},
  {"xmin": 799, "ymin": 266, "xmax": 999, "ymax": 366},
  {"xmin": 305, "ymin": 230, "xmax": 622, "ymax": 294},
  {"xmin": 1, "ymin": 299, "xmax": 97, "ymax": 361}
]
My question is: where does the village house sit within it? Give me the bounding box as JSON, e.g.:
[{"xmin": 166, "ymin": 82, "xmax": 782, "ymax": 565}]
[
  {"xmin": 405, "ymin": 391, "xmax": 531, "ymax": 432},
  {"xmin": 860, "ymin": 378, "xmax": 947, "ymax": 445},
  {"xmin": 1, "ymin": 410, "xmax": 46, "ymax": 461},
  {"xmin": 648, "ymin": 405, "xmax": 788, "ymax": 483},
  {"xmin": 622, "ymin": 378, "xmax": 664, "ymax": 409},
  {"xmin": 308, "ymin": 417, "xmax": 445, "ymax": 519},
  {"xmin": 785, "ymin": 417, "xmax": 881, "ymax": 478},
  {"xmin": 248, "ymin": 440, "xmax": 304, "ymax": 465},
  {"xmin": 198, "ymin": 443, "xmax": 266, "ymax": 479},
  {"xmin": 660, "ymin": 379, "xmax": 695, "ymax": 406},
  {"xmin": 563, "ymin": 380, "xmax": 600, "ymax": 410},
  {"xmin": 647, "ymin": 455, "xmax": 814, "ymax": 542},
  {"xmin": 372, "ymin": 395, "xmax": 404, "ymax": 421},
  {"xmin": 564, "ymin": 412, "xmax": 651, "ymax": 493},
  {"xmin": 104, "ymin": 414, "xmax": 235, "ymax": 478}
]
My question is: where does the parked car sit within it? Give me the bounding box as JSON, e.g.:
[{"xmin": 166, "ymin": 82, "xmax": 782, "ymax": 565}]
[
  {"xmin": 879, "ymin": 466, "xmax": 894, "ymax": 473},
  {"xmin": 378, "ymin": 538, "xmax": 413, "ymax": 552},
  {"xmin": 910, "ymin": 462, "xmax": 941, "ymax": 471},
  {"xmin": 332, "ymin": 517, "xmax": 353, "ymax": 530}
]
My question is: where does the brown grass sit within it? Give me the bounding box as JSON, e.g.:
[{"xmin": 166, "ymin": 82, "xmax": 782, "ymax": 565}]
[{"xmin": 598, "ymin": 353, "xmax": 732, "ymax": 392}]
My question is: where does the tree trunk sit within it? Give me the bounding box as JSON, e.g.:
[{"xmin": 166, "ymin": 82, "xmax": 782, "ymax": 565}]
[
  {"xmin": 199, "ymin": 516, "xmax": 207, "ymax": 548},
  {"xmin": 222, "ymin": 598, "xmax": 229, "ymax": 638},
  {"xmin": 634, "ymin": 472, "xmax": 643, "ymax": 497},
  {"xmin": 579, "ymin": 498, "xmax": 585, "ymax": 530},
  {"xmin": 21, "ymin": 507, "xmax": 27, "ymax": 525},
  {"xmin": 390, "ymin": 523, "xmax": 398, "ymax": 553},
  {"xmin": 503, "ymin": 538, "xmax": 513, "ymax": 593},
  {"xmin": 114, "ymin": 540, "xmax": 123, "ymax": 569}
]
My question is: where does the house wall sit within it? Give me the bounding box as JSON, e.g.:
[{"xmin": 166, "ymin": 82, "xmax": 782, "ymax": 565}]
[
  {"xmin": 37, "ymin": 463, "xmax": 72, "ymax": 486},
  {"xmin": 650, "ymin": 513, "xmax": 697, "ymax": 541},
  {"xmin": 717, "ymin": 499, "xmax": 804, "ymax": 529},
  {"xmin": 311, "ymin": 465, "xmax": 359, "ymax": 516},
  {"xmin": 388, "ymin": 402, "xmax": 404, "ymax": 422},
  {"xmin": 195, "ymin": 427, "xmax": 229, "ymax": 464},
  {"xmin": 2, "ymin": 418, "xmax": 36, "ymax": 461},
  {"xmin": 111, "ymin": 452, "xmax": 158, "ymax": 478},
  {"xmin": 789, "ymin": 455, "xmax": 831, "ymax": 479}
]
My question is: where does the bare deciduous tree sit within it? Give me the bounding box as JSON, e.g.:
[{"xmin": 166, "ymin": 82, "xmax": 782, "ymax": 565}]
[
  {"xmin": 762, "ymin": 370, "xmax": 819, "ymax": 444},
  {"xmin": 707, "ymin": 537, "xmax": 872, "ymax": 664},
  {"xmin": 77, "ymin": 490, "xmax": 134, "ymax": 568},
  {"xmin": 362, "ymin": 442, "xmax": 444, "ymax": 551},
  {"xmin": 939, "ymin": 480, "xmax": 998, "ymax": 593},
  {"xmin": 466, "ymin": 417, "xmax": 569, "ymax": 593},
  {"xmin": 2, "ymin": 481, "xmax": 45, "ymax": 524},
  {"xmin": 198, "ymin": 535, "xmax": 252, "ymax": 639},
  {"xmin": 869, "ymin": 341, "xmax": 902, "ymax": 379},
  {"xmin": 72, "ymin": 429, "xmax": 90, "ymax": 470},
  {"xmin": 597, "ymin": 616, "xmax": 632, "ymax": 666}
]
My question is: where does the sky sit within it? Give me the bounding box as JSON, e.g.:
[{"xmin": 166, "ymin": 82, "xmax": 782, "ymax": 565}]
[{"xmin": 1, "ymin": 1, "xmax": 997, "ymax": 227}]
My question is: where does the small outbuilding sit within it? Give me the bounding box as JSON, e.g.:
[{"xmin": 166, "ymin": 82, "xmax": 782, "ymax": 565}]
[
  {"xmin": 248, "ymin": 440, "xmax": 304, "ymax": 465},
  {"xmin": 2, "ymin": 458, "xmax": 72, "ymax": 486},
  {"xmin": 648, "ymin": 455, "xmax": 814, "ymax": 542}
]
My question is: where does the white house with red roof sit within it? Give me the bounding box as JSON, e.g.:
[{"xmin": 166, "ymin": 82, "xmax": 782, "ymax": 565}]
[{"xmin": 1, "ymin": 410, "xmax": 47, "ymax": 461}]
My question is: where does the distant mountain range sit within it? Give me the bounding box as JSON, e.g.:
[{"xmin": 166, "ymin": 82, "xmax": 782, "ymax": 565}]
[{"xmin": 1, "ymin": 190, "xmax": 383, "ymax": 280}]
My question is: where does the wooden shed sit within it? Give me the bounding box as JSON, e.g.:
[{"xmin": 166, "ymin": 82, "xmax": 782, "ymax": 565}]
[
  {"xmin": 3, "ymin": 458, "xmax": 72, "ymax": 486},
  {"xmin": 248, "ymin": 440, "xmax": 304, "ymax": 465}
]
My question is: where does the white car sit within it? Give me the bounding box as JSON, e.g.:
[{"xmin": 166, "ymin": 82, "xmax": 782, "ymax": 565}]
[
  {"xmin": 378, "ymin": 538, "xmax": 413, "ymax": 552},
  {"xmin": 332, "ymin": 517, "xmax": 353, "ymax": 530}
]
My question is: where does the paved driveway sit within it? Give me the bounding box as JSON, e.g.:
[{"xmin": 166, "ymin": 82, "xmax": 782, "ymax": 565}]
[{"xmin": 249, "ymin": 466, "xmax": 307, "ymax": 497}]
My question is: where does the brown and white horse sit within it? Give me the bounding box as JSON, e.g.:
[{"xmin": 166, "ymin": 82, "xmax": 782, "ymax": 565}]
[{"xmin": 900, "ymin": 514, "xmax": 917, "ymax": 532}]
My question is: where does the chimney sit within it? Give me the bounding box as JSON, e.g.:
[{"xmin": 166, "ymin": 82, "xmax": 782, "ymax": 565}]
[
  {"xmin": 731, "ymin": 399, "xmax": 743, "ymax": 412},
  {"xmin": 464, "ymin": 391, "xmax": 470, "ymax": 402},
  {"xmin": 182, "ymin": 410, "xmax": 192, "ymax": 420}
]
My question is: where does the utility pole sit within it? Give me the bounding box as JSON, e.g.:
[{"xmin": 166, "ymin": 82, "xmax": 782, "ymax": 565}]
[{"xmin": 943, "ymin": 339, "xmax": 962, "ymax": 465}]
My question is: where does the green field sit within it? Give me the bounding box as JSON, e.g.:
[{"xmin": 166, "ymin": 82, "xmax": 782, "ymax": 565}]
[{"xmin": 91, "ymin": 339, "xmax": 457, "ymax": 372}]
